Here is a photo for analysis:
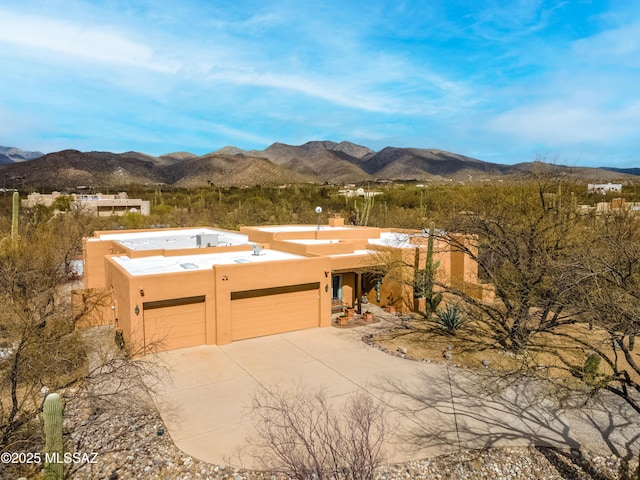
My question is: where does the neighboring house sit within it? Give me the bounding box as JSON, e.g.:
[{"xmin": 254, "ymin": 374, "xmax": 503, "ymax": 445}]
[
  {"xmin": 23, "ymin": 191, "xmax": 151, "ymax": 216},
  {"xmin": 587, "ymin": 183, "xmax": 622, "ymax": 195},
  {"xmin": 577, "ymin": 198, "xmax": 640, "ymax": 215},
  {"xmin": 596, "ymin": 198, "xmax": 640, "ymax": 214},
  {"xmin": 337, "ymin": 187, "xmax": 383, "ymax": 198},
  {"xmin": 79, "ymin": 216, "xmax": 485, "ymax": 355}
]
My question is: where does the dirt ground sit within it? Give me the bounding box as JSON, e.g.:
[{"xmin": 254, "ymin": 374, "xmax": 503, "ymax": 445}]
[{"xmin": 373, "ymin": 316, "xmax": 640, "ymax": 384}]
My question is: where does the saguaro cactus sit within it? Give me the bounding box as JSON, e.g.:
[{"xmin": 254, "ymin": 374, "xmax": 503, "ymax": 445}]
[
  {"xmin": 11, "ymin": 191, "xmax": 19, "ymax": 243},
  {"xmin": 354, "ymin": 194, "xmax": 374, "ymax": 226},
  {"xmin": 44, "ymin": 392, "xmax": 64, "ymax": 480},
  {"xmin": 417, "ymin": 222, "xmax": 442, "ymax": 317}
]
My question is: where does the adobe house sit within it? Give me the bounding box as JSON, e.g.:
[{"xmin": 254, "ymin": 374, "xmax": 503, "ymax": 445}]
[
  {"xmin": 80, "ymin": 216, "xmax": 484, "ymax": 354},
  {"xmin": 23, "ymin": 191, "xmax": 151, "ymax": 216}
]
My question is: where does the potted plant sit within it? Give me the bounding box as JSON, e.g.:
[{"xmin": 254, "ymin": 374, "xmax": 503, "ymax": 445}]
[
  {"xmin": 385, "ymin": 294, "xmax": 396, "ymax": 314},
  {"xmin": 337, "ymin": 314, "xmax": 349, "ymax": 326},
  {"xmin": 345, "ymin": 307, "xmax": 355, "ymax": 320},
  {"xmin": 363, "ymin": 310, "xmax": 374, "ymax": 322}
]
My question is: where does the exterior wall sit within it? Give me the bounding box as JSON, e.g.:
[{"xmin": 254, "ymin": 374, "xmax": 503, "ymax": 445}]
[
  {"xmin": 105, "ymin": 259, "xmax": 216, "ymax": 353},
  {"xmin": 340, "ymin": 272, "xmax": 356, "ymax": 308},
  {"xmin": 83, "ymin": 238, "xmax": 127, "ymax": 289},
  {"xmin": 328, "ymin": 216, "xmax": 345, "ymax": 227},
  {"xmin": 105, "ymin": 262, "xmax": 133, "ymax": 350},
  {"xmin": 370, "ymin": 247, "xmax": 414, "ymax": 313},
  {"xmin": 72, "ymin": 288, "xmax": 113, "ymax": 328}
]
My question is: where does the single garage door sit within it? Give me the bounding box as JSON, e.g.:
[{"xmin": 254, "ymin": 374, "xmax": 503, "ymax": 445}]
[
  {"xmin": 231, "ymin": 283, "xmax": 320, "ymax": 341},
  {"xmin": 143, "ymin": 296, "xmax": 206, "ymax": 352}
]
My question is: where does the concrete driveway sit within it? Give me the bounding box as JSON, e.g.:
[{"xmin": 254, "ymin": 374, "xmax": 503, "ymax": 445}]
[{"xmin": 149, "ymin": 318, "xmax": 640, "ymax": 469}]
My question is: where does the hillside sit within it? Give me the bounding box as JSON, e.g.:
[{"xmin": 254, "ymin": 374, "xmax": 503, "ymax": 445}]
[
  {"xmin": 0, "ymin": 150, "xmax": 163, "ymax": 188},
  {"xmin": 0, "ymin": 141, "xmax": 636, "ymax": 189},
  {"xmin": 163, "ymin": 153, "xmax": 316, "ymax": 187},
  {"xmin": 599, "ymin": 166, "xmax": 640, "ymax": 177},
  {"xmin": 0, "ymin": 146, "xmax": 44, "ymax": 164},
  {"xmin": 356, "ymin": 147, "xmax": 510, "ymax": 181}
]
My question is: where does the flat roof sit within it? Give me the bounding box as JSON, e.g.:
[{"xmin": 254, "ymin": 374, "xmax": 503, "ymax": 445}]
[
  {"xmin": 368, "ymin": 232, "xmax": 414, "ymax": 249},
  {"xmin": 90, "ymin": 228, "xmax": 252, "ymax": 251},
  {"xmin": 111, "ymin": 248, "xmax": 306, "ymax": 276},
  {"xmin": 256, "ymin": 225, "xmax": 350, "ymax": 233}
]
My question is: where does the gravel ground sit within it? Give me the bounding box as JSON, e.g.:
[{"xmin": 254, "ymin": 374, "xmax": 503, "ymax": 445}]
[
  {"xmin": 3, "ymin": 320, "xmax": 634, "ymax": 479},
  {"xmin": 61, "ymin": 405, "xmax": 629, "ymax": 480},
  {"xmin": 3, "ymin": 378, "xmax": 631, "ymax": 479}
]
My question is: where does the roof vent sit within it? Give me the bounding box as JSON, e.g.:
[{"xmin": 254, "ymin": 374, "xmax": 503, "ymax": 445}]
[
  {"xmin": 252, "ymin": 245, "xmax": 264, "ymax": 256},
  {"xmin": 180, "ymin": 263, "xmax": 198, "ymax": 270},
  {"xmin": 196, "ymin": 233, "xmax": 219, "ymax": 248}
]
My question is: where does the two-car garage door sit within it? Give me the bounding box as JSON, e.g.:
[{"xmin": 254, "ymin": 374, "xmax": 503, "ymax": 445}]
[
  {"xmin": 231, "ymin": 284, "xmax": 320, "ymax": 341},
  {"xmin": 142, "ymin": 283, "xmax": 320, "ymax": 352}
]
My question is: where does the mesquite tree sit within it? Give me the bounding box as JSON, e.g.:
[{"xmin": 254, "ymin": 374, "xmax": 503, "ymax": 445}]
[{"xmin": 440, "ymin": 181, "xmax": 583, "ymax": 352}]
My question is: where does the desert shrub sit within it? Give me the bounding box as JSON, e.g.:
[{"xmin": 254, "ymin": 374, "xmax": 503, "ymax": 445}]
[{"xmin": 249, "ymin": 385, "xmax": 387, "ymax": 480}]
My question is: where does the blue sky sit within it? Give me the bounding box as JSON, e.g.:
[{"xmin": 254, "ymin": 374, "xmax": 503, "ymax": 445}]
[{"xmin": 1, "ymin": 1, "xmax": 638, "ymax": 167}]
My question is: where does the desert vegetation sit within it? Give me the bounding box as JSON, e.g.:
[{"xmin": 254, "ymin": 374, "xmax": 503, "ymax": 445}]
[
  {"xmin": 370, "ymin": 177, "xmax": 640, "ymax": 477},
  {"xmin": 2, "ymin": 176, "xmax": 640, "ymax": 477},
  {"xmin": 0, "ymin": 201, "xmax": 162, "ymax": 479}
]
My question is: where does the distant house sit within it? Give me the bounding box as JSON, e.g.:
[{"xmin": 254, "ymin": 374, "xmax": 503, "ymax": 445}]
[
  {"xmin": 23, "ymin": 191, "xmax": 150, "ymax": 216},
  {"xmin": 337, "ymin": 187, "xmax": 383, "ymax": 198},
  {"xmin": 78, "ymin": 216, "xmax": 486, "ymax": 355},
  {"xmin": 588, "ymin": 183, "xmax": 622, "ymax": 195}
]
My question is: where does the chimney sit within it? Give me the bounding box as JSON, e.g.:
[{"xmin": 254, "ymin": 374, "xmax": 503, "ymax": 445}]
[{"xmin": 328, "ymin": 214, "xmax": 344, "ymax": 227}]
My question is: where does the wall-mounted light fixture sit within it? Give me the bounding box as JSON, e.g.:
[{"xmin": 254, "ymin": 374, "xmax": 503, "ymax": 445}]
[
  {"xmin": 134, "ymin": 304, "xmax": 140, "ymax": 316},
  {"xmin": 221, "ymin": 275, "xmax": 229, "ymax": 281},
  {"xmin": 325, "ymin": 284, "xmax": 329, "ymax": 293},
  {"xmin": 139, "ymin": 288, "xmax": 145, "ymax": 297}
]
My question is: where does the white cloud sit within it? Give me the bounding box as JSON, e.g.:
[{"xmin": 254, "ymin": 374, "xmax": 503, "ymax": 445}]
[
  {"xmin": 0, "ymin": 6, "xmax": 472, "ymax": 118},
  {"xmin": 0, "ymin": 9, "xmax": 179, "ymax": 72},
  {"xmin": 572, "ymin": 21, "xmax": 640, "ymax": 67},
  {"xmin": 491, "ymin": 100, "xmax": 640, "ymax": 145}
]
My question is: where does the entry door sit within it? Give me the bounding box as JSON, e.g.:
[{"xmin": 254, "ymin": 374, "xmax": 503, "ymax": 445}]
[{"xmin": 331, "ymin": 275, "xmax": 342, "ymax": 301}]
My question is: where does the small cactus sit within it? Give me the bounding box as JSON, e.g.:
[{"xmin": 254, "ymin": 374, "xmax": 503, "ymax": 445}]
[
  {"xmin": 44, "ymin": 392, "xmax": 64, "ymax": 480},
  {"xmin": 583, "ymin": 352, "xmax": 601, "ymax": 385}
]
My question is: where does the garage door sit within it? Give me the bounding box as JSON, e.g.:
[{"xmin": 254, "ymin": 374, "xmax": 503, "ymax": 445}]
[
  {"xmin": 231, "ymin": 284, "xmax": 320, "ymax": 341},
  {"xmin": 143, "ymin": 296, "xmax": 206, "ymax": 352}
]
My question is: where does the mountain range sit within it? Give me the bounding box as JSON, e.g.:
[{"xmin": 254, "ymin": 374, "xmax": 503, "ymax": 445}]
[
  {"xmin": 0, "ymin": 146, "xmax": 44, "ymax": 164},
  {"xmin": 0, "ymin": 141, "xmax": 636, "ymax": 189}
]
